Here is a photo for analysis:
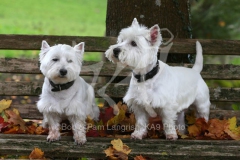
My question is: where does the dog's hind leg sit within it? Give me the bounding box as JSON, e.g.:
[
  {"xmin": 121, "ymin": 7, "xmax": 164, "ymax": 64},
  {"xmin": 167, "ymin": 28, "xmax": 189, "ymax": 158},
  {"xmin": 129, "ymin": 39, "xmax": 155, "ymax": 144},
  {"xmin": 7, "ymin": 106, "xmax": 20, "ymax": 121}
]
[
  {"xmin": 176, "ymin": 111, "xmax": 187, "ymax": 134},
  {"xmin": 194, "ymin": 81, "xmax": 211, "ymax": 122},
  {"xmin": 195, "ymin": 99, "xmax": 210, "ymax": 122},
  {"xmin": 161, "ymin": 109, "xmax": 178, "ymax": 140}
]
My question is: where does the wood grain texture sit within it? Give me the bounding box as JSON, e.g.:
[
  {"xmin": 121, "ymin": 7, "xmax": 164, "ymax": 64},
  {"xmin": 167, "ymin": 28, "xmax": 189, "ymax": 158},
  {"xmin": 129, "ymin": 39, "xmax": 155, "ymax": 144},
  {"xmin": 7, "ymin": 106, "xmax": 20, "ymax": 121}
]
[
  {"xmin": 0, "ymin": 35, "xmax": 116, "ymax": 52},
  {"xmin": 0, "ymin": 35, "xmax": 240, "ymax": 55},
  {"xmin": 1, "ymin": 82, "xmax": 240, "ymax": 102},
  {"xmin": 10, "ymin": 103, "xmax": 240, "ymax": 121},
  {"xmin": 1, "ymin": 58, "xmax": 240, "ymax": 79},
  {"xmin": 0, "ymin": 134, "xmax": 240, "ymax": 159}
]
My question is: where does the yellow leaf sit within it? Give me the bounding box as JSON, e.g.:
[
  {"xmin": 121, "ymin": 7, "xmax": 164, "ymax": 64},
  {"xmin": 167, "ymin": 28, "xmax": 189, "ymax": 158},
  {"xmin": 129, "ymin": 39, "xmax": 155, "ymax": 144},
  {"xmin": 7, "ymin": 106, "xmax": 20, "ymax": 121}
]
[
  {"xmin": 0, "ymin": 99, "xmax": 12, "ymax": 113},
  {"xmin": 177, "ymin": 131, "xmax": 189, "ymax": 139},
  {"xmin": 13, "ymin": 108, "xmax": 20, "ymax": 115},
  {"xmin": 224, "ymin": 116, "xmax": 240, "ymax": 140},
  {"xmin": 188, "ymin": 125, "xmax": 201, "ymax": 137},
  {"xmin": 122, "ymin": 145, "xmax": 131, "ymax": 155},
  {"xmin": 228, "ymin": 116, "xmax": 237, "ymax": 131},
  {"xmin": 111, "ymin": 139, "xmax": 123, "ymax": 151},
  {"xmin": 111, "ymin": 139, "xmax": 131, "ymax": 155},
  {"xmin": 186, "ymin": 110, "xmax": 196, "ymax": 125},
  {"xmin": 107, "ymin": 109, "xmax": 125, "ymax": 126},
  {"xmin": 104, "ymin": 146, "xmax": 114, "ymax": 157}
]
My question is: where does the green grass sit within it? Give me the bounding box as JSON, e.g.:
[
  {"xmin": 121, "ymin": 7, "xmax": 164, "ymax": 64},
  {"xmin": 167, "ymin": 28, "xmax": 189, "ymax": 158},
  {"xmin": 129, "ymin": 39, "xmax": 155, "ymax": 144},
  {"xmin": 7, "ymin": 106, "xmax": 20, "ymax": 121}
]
[{"xmin": 0, "ymin": 0, "xmax": 107, "ymax": 60}]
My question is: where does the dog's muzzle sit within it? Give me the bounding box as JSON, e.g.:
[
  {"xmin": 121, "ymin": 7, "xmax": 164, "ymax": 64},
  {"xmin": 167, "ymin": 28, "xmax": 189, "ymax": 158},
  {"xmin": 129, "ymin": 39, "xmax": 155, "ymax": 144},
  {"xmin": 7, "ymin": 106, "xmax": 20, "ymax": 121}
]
[
  {"xmin": 59, "ymin": 68, "xmax": 67, "ymax": 76},
  {"xmin": 113, "ymin": 48, "xmax": 121, "ymax": 59}
]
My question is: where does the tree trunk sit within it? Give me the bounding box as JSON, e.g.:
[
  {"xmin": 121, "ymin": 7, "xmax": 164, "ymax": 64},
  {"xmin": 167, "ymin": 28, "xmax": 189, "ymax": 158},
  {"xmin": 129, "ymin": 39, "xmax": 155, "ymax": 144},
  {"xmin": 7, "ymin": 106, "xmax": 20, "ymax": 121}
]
[
  {"xmin": 105, "ymin": 0, "xmax": 192, "ymax": 105},
  {"xmin": 106, "ymin": 0, "xmax": 192, "ymax": 63}
]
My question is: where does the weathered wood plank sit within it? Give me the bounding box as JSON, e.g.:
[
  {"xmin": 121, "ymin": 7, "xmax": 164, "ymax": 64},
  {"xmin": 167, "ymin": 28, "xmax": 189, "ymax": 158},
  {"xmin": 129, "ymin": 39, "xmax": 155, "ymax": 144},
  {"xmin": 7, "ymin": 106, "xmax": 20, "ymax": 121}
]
[
  {"xmin": 209, "ymin": 87, "xmax": 240, "ymax": 102},
  {"xmin": 1, "ymin": 58, "xmax": 240, "ymax": 80},
  {"xmin": 0, "ymin": 35, "xmax": 116, "ymax": 52},
  {"xmin": 0, "ymin": 134, "xmax": 240, "ymax": 159},
  {"xmin": 10, "ymin": 103, "xmax": 240, "ymax": 121},
  {"xmin": 0, "ymin": 58, "xmax": 133, "ymax": 76},
  {"xmin": 1, "ymin": 82, "xmax": 240, "ymax": 102},
  {"xmin": 1, "ymin": 35, "xmax": 240, "ymax": 55}
]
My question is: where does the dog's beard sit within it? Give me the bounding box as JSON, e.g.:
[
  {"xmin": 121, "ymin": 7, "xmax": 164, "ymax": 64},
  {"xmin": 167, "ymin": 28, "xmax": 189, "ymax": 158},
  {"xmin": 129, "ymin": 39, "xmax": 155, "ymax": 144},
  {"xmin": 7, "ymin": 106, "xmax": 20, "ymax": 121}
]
[
  {"xmin": 118, "ymin": 51, "xmax": 157, "ymax": 70},
  {"xmin": 46, "ymin": 67, "xmax": 79, "ymax": 84}
]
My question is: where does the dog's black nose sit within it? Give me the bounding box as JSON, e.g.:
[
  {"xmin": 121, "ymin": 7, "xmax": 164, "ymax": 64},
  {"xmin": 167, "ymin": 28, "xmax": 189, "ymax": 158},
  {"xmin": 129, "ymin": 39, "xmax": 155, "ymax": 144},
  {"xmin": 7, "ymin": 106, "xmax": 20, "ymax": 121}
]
[
  {"xmin": 113, "ymin": 48, "xmax": 121, "ymax": 58},
  {"xmin": 59, "ymin": 69, "xmax": 67, "ymax": 76}
]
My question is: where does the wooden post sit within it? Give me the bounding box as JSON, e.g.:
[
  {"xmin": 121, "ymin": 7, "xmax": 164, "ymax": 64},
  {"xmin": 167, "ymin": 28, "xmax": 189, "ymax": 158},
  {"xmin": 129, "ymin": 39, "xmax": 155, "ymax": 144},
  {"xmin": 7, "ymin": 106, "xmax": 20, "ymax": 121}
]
[{"xmin": 106, "ymin": 0, "xmax": 192, "ymax": 63}]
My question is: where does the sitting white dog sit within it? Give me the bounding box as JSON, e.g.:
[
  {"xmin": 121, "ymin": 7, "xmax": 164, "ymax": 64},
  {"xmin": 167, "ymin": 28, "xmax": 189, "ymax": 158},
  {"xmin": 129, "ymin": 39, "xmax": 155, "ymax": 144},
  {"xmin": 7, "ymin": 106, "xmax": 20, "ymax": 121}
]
[
  {"xmin": 105, "ymin": 18, "xmax": 210, "ymax": 140},
  {"xmin": 37, "ymin": 41, "xmax": 99, "ymax": 144}
]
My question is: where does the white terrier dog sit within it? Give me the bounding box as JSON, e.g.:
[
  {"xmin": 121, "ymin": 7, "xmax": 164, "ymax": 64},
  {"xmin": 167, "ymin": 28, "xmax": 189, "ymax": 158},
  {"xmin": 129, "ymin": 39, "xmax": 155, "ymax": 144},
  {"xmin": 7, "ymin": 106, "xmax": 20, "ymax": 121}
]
[
  {"xmin": 105, "ymin": 18, "xmax": 210, "ymax": 140},
  {"xmin": 37, "ymin": 41, "xmax": 99, "ymax": 144}
]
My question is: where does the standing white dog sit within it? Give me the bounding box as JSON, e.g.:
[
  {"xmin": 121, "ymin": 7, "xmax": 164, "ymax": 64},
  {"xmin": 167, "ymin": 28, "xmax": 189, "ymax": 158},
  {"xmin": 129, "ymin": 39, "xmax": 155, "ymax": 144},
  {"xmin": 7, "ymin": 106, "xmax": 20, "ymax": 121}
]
[
  {"xmin": 37, "ymin": 41, "xmax": 99, "ymax": 144},
  {"xmin": 105, "ymin": 18, "xmax": 210, "ymax": 140}
]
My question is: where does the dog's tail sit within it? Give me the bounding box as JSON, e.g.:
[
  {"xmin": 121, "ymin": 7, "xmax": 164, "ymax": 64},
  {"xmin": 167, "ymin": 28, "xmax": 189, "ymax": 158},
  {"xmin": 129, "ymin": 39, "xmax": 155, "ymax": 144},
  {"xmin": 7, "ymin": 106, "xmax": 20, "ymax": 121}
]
[
  {"xmin": 87, "ymin": 85, "xmax": 100, "ymax": 121},
  {"xmin": 192, "ymin": 41, "xmax": 203, "ymax": 73}
]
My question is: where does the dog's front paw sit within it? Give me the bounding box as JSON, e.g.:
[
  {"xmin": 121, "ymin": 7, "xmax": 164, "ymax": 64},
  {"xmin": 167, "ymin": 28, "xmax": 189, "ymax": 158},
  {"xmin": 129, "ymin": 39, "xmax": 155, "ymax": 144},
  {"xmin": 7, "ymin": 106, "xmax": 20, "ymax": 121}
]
[
  {"xmin": 131, "ymin": 130, "xmax": 147, "ymax": 140},
  {"xmin": 73, "ymin": 134, "xmax": 87, "ymax": 145},
  {"xmin": 47, "ymin": 130, "xmax": 61, "ymax": 142},
  {"xmin": 166, "ymin": 134, "xmax": 178, "ymax": 140}
]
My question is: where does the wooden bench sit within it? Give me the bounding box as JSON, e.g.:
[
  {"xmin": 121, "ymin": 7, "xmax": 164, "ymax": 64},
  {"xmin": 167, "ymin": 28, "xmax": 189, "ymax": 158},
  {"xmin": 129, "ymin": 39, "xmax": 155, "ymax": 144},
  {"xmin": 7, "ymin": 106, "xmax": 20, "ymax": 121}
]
[{"xmin": 0, "ymin": 34, "xmax": 240, "ymax": 159}]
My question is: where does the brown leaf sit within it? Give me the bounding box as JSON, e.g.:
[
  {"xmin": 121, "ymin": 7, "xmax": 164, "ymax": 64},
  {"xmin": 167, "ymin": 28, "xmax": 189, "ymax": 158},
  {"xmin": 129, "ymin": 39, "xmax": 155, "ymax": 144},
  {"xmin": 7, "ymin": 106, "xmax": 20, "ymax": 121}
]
[
  {"xmin": 205, "ymin": 119, "xmax": 229, "ymax": 139},
  {"xmin": 105, "ymin": 139, "xmax": 131, "ymax": 159},
  {"xmin": 35, "ymin": 126, "xmax": 49, "ymax": 135},
  {"xmin": 4, "ymin": 125, "xmax": 24, "ymax": 134},
  {"xmin": 29, "ymin": 147, "xmax": 45, "ymax": 160},
  {"xmin": 5, "ymin": 109, "xmax": 26, "ymax": 131},
  {"xmin": 134, "ymin": 155, "xmax": 146, "ymax": 160},
  {"xmin": 188, "ymin": 118, "xmax": 208, "ymax": 137},
  {"xmin": 113, "ymin": 150, "xmax": 128, "ymax": 160}
]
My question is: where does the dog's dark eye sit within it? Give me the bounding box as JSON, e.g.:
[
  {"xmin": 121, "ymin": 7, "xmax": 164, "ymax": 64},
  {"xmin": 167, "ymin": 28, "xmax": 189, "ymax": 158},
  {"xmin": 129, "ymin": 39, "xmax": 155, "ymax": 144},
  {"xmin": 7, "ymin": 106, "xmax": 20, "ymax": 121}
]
[
  {"xmin": 68, "ymin": 59, "xmax": 73, "ymax": 63},
  {"xmin": 52, "ymin": 58, "xmax": 59, "ymax": 62},
  {"xmin": 131, "ymin": 41, "xmax": 137, "ymax": 47}
]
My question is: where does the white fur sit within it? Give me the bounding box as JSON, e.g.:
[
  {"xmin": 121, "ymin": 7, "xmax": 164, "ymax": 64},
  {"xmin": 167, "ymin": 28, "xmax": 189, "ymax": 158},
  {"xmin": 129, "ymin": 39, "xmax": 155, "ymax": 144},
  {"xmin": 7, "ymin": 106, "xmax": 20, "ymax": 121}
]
[
  {"xmin": 37, "ymin": 41, "xmax": 99, "ymax": 144},
  {"xmin": 105, "ymin": 18, "xmax": 210, "ymax": 140}
]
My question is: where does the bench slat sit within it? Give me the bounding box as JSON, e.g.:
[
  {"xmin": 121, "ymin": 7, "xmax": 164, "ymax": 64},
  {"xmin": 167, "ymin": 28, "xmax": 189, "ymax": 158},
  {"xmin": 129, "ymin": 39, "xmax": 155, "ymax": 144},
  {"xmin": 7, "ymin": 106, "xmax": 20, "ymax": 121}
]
[
  {"xmin": 9, "ymin": 104, "xmax": 240, "ymax": 121},
  {"xmin": 0, "ymin": 134, "xmax": 240, "ymax": 159},
  {"xmin": 0, "ymin": 35, "xmax": 116, "ymax": 52},
  {"xmin": 1, "ymin": 58, "xmax": 240, "ymax": 80},
  {"xmin": 1, "ymin": 35, "xmax": 240, "ymax": 55},
  {"xmin": 0, "ymin": 82, "xmax": 240, "ymax": 102}
]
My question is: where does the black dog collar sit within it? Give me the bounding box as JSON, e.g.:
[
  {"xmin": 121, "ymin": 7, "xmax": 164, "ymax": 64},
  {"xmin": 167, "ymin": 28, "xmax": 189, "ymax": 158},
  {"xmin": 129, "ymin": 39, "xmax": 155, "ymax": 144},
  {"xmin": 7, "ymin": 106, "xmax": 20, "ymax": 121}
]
[
  {"xmin": 133, "ymin": 60, "xmax": 159, "ymax": 83},
  {"xmin": 49, "ymin": 80, "xmax": 75, "ymax": 92}
]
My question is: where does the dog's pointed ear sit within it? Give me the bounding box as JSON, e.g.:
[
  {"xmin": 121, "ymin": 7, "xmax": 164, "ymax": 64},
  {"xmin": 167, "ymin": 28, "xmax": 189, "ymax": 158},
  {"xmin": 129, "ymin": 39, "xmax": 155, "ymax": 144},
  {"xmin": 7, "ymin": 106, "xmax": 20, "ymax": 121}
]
[
  {"xmin": 74, "ymin": 42, "xmax": 84, "ymax": 64},
  {"xmin": 74, "ymin": 42, "xmax": 85, "ymax": 55},
  {"xmin": 39, "ymin": 40, "xmax": 50, "ymax": 62},
  {"xmin": 131, "ymin": 18, "xmax": 139, "ymax": 27},
  {"xmin": 149, "ymin": 24, "xmax": 162, "ymax": 45},
  {"xmin": 41, "ymin": 40, "xmax": 50, "ymax": 51}
]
